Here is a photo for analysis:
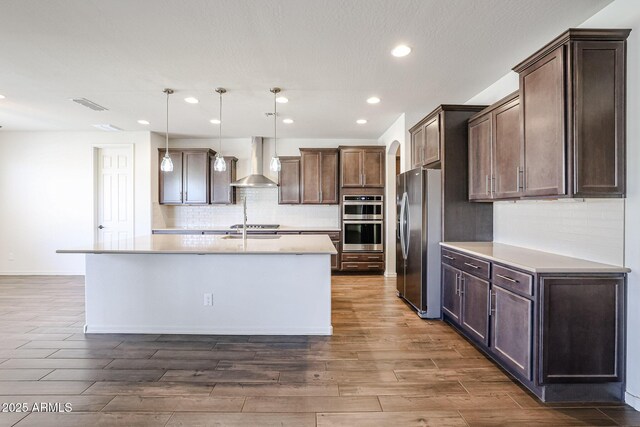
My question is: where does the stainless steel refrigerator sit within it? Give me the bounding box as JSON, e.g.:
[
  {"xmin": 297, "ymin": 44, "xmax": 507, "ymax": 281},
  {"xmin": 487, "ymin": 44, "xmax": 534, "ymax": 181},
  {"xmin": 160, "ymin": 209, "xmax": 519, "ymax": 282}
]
[{"xmin": 396, "ymin": 168, "xmax": 442, "ymax": 318}]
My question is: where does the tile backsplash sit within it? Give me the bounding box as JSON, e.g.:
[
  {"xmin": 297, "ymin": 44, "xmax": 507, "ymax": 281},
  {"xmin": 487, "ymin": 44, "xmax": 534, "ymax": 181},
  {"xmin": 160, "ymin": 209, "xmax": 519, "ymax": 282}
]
[
  {"xmin": 158, "ymin": 187, "xmax": 340, "ymax": 228},
  {"xmin": 494, "ymin": 199, "xmax": 625, "ymax": 266}
]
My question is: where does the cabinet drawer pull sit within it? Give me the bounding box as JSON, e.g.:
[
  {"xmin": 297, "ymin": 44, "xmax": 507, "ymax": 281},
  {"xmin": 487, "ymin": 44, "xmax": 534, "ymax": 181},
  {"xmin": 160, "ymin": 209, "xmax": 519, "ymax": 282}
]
[
  {"xmin": 367, "ymin": 256, "xmax": 380, "ymax": 260},
  {"xmin": 442, "ymin": 255, "xmax": 455, "ymax": 260},
  {"xmin": 367, "ymin": 264, "xmax": 379, "ymax": 268},
  {"xmin": 496, "ymin": 274, "xmax": 519, "ymax": 283},
  {"xmin": 464, "ymin": 262, "xmax": 481, "ymax": 269}
]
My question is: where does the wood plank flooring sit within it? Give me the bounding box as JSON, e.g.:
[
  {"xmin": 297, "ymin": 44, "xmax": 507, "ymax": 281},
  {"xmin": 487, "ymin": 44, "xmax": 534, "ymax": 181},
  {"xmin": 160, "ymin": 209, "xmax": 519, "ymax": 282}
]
[{"xmin": 0, "ymin": 274, "xmax": 636, "ymax": 426}]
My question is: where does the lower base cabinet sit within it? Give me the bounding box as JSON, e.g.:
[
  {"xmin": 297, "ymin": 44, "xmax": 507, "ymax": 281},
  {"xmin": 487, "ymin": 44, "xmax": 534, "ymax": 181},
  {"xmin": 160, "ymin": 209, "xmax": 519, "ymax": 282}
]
[
  {"xmin": 341, "ymin": 252, "xmax": 384, "ymax": 272},
  {"xmin": 441, "ymin": 248, "xmax": 626, "ymax": 402}
]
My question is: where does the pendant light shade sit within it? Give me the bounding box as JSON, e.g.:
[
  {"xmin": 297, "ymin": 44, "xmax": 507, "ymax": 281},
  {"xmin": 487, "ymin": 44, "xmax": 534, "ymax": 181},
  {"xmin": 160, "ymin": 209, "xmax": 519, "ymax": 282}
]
[
  {"xmin": 269, "ymin": 87, "xmax": 282, "ymax": 172},
  {"xmin": 160, "ymin": 88, "xmax": 174, "ymax": 172},
  {"xmin": 213, "ymin": 88, "xmax": 227, "ymax": 172}
]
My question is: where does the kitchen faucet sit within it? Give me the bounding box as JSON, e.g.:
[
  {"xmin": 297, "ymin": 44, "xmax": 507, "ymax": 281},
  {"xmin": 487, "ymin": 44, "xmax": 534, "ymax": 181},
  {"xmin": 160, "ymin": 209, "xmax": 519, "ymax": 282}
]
[{"xmin": 242, "ymin": 196, "xmax": 248, "ymax": 243}]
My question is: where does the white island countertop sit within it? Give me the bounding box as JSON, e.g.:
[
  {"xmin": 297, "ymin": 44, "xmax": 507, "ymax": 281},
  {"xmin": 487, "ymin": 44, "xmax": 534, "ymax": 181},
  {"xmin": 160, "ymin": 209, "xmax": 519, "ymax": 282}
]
[
  {"xmin": 58, "ymin": 234, "xmax": 337, "ymax": 255},
  {"xmin": 152, "ymin": 225, "xmax": 341, "ymax": 233},
  {"xmin": 440, "ymin": 242, "xmax": 630, "ymax": 274}
]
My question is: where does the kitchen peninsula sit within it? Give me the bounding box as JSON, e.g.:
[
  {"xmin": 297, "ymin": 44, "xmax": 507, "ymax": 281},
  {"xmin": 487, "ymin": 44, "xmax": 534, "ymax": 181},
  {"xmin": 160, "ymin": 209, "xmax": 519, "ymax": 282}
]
[{"xmin": 58, "ymin": 234, "xmax": 336, "ymax": 335}]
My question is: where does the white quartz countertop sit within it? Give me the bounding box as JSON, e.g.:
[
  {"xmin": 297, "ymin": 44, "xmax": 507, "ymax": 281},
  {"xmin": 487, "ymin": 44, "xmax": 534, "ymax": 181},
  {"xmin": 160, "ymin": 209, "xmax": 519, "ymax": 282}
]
[
  {"xmin": 440, "ymin": 242, "xmax": 630, "ymax": 274},
  {"xmin": 58, "ymin": 234, "xmax": 338, "ymax": 255},
  {"xmin": 153, "ymin": 226, "xmax": 341, "ymax": 233}
]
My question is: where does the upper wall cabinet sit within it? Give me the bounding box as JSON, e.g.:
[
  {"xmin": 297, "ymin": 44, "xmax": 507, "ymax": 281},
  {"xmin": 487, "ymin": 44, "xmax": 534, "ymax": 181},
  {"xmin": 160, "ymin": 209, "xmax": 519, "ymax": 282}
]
[
  {"xmin": 410, "ymin": 111, "xmax": 441, "ymax": 168},
  {"xmin": 210, "ymin": 156, "xmax": 237, "ymax": 205},
  {"xmin": 513, "ymin": 28, "xmax": 630, "ymax": 198},
  {"xmin": 278, "ymin": 156, "xmax": 301, "ymax": 205},
  {"xmin": 300, "ymin": 149, "xmax": 339, "ymax": 204},
  {"xmin": 340, "ymin": 147, "xmax": 385, "ymax": 188},
  {"xmin": 159, "ymin": 149, "xmax": 215, "ymax": 205},
  {"xmin": 468, "ymin": 92, "xmax": 522, "ymax": 201}
]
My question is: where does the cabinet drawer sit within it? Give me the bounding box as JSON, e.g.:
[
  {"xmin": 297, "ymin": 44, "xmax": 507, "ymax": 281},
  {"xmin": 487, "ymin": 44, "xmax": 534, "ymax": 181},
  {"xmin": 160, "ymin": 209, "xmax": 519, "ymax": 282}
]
[
  {"xmin": 342, "ymin": 253, "xmax": 384, "ymax": 262},
  {"xmin": 492, "ymin": 264, "xmax": 533, "ymax": 297},
  {"xmin": 341, "ymin": 262, "xmax": 384, "ymax": 271},
  {"xmin": 442, "ymin": 249, "xmax": 489, "ymax": 279}
]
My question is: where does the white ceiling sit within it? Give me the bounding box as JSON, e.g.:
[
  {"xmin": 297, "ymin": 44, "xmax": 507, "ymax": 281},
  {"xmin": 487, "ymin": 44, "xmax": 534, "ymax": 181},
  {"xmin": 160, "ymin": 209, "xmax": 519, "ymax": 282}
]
[{"xmin": 0, "ymin": 0, "xmax": 611, "ymax": 138}]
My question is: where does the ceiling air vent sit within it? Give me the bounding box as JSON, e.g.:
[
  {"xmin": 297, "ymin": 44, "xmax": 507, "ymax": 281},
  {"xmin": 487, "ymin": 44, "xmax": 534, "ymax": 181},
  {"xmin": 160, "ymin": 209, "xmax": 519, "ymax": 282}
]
[
  {"xmin": 92, "ymin": 124, "xmax": 122, "ymax": 132},
  {"xmin": 70, "ymin": 98, "xmax": 108, "ymax": 111}
]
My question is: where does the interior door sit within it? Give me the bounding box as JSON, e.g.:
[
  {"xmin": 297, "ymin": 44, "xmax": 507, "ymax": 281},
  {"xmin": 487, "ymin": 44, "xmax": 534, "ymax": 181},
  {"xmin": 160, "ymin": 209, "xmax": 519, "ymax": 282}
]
[
  {"xmin": 96, "ymin": 146, "xmax": 134, "ymax": 247},
  {"xmin": 404, "ymin": 168, "xmax": 424, "ymax": 311}
]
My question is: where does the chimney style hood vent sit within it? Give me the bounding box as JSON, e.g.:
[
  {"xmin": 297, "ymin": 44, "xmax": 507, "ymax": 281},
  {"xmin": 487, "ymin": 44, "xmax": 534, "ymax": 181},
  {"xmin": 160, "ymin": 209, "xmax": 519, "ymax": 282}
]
[{"xmin": 230, "ymin": 137, "xmax": 278, "ymax": 187}]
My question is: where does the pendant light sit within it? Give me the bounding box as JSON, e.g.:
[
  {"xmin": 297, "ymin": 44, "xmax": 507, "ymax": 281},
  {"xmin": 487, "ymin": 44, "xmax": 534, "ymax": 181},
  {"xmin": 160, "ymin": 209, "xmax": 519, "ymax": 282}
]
[
  {"xmin": 160, "ymin": 88, "xmax": 174, "ymax": 172},
  {"xmin": 269, "ymin": 87, "xmax": 282, "ymax": 172},
  {"xmin": 213, "ymin": 88, "xmax": 227, "ymax": 172}
]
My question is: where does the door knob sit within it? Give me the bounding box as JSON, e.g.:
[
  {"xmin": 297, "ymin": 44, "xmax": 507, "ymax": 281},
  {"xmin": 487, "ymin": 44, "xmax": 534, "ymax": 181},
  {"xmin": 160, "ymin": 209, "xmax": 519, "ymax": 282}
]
[{"xmin": 98, "ymin": 225, "xmax": 105, "ymax": 229}]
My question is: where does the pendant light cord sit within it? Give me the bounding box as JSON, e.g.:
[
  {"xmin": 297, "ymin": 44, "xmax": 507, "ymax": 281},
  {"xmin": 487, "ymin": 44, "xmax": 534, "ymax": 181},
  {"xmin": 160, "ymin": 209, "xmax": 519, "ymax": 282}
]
[
  {"xmin": 273, "ymin": 90, "xmax": 277, "ymax": 157},
  {"xmin": 219, "ymin": 91, "xmax": 223, "ymax": 153},
  {"xmin": 165, "ymin": 90, "xmax": 169, "ymax": 155}
]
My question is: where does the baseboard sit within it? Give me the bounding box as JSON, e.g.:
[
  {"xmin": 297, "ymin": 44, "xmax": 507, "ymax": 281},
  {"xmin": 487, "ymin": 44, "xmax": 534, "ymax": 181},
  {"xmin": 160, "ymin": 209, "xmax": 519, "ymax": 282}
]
[
  {"xmin": 384, "ymin": 271, "xmax": 397, "ymax": 278},
  {"xmin": 85, "ymin": 324, "xmax": 334, "ymax": 336},
  {"xmin": 625, "ymin": 391, "xmax": 640, "ymax": 411},
  {"xmin": 0, "ymin": 271, "xmax": 85, "ymax": 276}
]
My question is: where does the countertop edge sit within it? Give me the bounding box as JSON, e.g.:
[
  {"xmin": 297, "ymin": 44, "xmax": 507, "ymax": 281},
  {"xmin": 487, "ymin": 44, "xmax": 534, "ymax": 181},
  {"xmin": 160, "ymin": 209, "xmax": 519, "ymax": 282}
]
[
  {"xmin": 57, "ymin": 249, "xmax": 337, "ymax": 255},
  {"xmin": 439, "ymin": 242, "xmax": 631, "ymax": 274}
]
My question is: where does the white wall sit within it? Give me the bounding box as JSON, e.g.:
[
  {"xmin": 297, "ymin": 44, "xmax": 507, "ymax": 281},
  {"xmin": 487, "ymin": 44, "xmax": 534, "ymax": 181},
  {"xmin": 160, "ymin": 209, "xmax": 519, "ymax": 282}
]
[
  {"xmin": 155, "ymin": 137, "xmax": 381, "ymax": 230},
  {"xmin": 463, "ymin": 0, "xmax": 640, "ymax": 408},
  {"xmin": 0, "ymin": 131, "xmax": 152, "ymax": 275},
  {"xmin": 377, "ymin": 114, "xmax": 405, "ymax": 276}
]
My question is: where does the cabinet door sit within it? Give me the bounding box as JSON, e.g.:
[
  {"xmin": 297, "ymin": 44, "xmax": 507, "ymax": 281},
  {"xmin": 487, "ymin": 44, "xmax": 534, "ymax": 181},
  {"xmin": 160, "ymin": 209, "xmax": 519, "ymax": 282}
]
[
  {"xmin": 573, "ymin": 41, "xmax": 626, "ymax": 197},
  {"xmin": 540, "ymin": 276, "xmax": 623, "ymax": 383},
  {"xmin": 520, "ymin": 46, "xmax": 566, "ymax": 197},
  {"xmin": 211, "ymin": 159, "xmax": 236, "ymax": 205},
  {"xmin": 468, "ymin": 115, "xmax": 492, "ymax": 200},
  {"xmin": 159, "ymin": 151, "xmax": 183, "ymax": 204},
  {"xmin": 340, "ymin": 149, "xmax": 363, "ymax": 187},
  {"xmin": 362, "ymin": 149, "xmax": 384, "ymax": 188},
  {"xmin": 492, "ymin": 285, "xmax": 533, "ymax": 380},
  {"xmin": 320, "ymin": 151, "xmax": 339, "ymax": 203},
  {"xmin": 411, "ymin": 127, "xmax": 424, "ymax": 168},
  {"xmin": 493, "ymin": 97, "xmax": 522, "ymax": 199},
  {"xmin": 183, "ymin": 151, "xmax": 209, "ymax": 204},
  {"xmin": 423, "ymin": 115, "xmax": 440, "ymax": 165},
  {"xmin": 461, "ymin": 273, "xmax": 490, "ymax": 346},
  {"xmin": 278, "ymin": 157, "xmax": 301, "ymax": 204},
  {"xmin": 301, "ymin": 151, "xmax": 321, "ymax": 203},
  {"xmin": 441, "ymin": 263, "xmax": 461, "ymax": 323}
]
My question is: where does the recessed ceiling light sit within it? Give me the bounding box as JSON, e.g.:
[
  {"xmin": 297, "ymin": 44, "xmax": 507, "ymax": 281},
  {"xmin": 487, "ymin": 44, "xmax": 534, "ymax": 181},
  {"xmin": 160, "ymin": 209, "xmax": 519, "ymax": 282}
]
[
  {"xmin": 282, "ymin": 118, "xmax": 294, "ymax": 124},
  {"xmin": 367, "ymin": 97, "xmax": 381, "ymax": 104},
  {"xmin": 356, "ymin": 119, "xmax": 367, "ymax": 125},
  {"xmin": 0, "ymin": 94, "xmax": 5, "ymax": 99},
  {"xmin": 391, "ymin": 45, "xmax": 411, "ymax": 57},
  {"xmin": 184, "ymin": 97, "xmax": 199, "ymax": 104},
  {"xmin": 210, "ymin": 119, "xmax": 221, "ymax": 124},
  {"xmin": 137, "ymin": 120, "xmax": 150, "ymax": 125},
  {"xmin": 276, "ymin": 96, "xmax": 288, "ymax": 104}
]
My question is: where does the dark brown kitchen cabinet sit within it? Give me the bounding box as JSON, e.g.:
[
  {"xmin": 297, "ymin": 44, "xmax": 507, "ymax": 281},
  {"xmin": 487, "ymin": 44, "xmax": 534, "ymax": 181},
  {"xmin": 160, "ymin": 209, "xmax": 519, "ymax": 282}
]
[
  {"xmin": 441, "ymin": 246, "xmax": 627, "ymax": 402},
  {"xmin": 468, "ymin": 114, "xmax": 493, "ymax": 200},
  {"xmin": 210, "ymin": 156, "xmax": 237, "ymax": 205},
  {"xmin": 468, "ymin": 92, "xmax": 522, "ymax": 202},
  {"xmin": 300, "ymin": 149, "xmax": 338, "ymax": 204},
  {"xmin": 441, "ymin": 263, "xmax": 461, "ymax": 323},
  {"xmin": 540, "ymin": 276, "xmax": 623, "ymax": 384},
  {"xmin": 278, "ymin": 156, "xmax": 301, "ymax": 204},
  {"xmin": 491, "ymin": 284, "xmax": 533, "ymax": 380},
  {"xmin": 339, "ymin": 147, "xmax": 385, "ymax": 188},
  {"xmin": 410, "ymin": 113, "xmax": 441, "ymax": 167},
  {"xmin": 461, "ymin": 272, "xmax": 490, "ymax": 346},
  {"xmin": 159, "ymin": 148, "xmax": 215, "ymax": 205},
  {"xmin": 513, "ymin": 28, "xmax": 629, "ymax": 198}
]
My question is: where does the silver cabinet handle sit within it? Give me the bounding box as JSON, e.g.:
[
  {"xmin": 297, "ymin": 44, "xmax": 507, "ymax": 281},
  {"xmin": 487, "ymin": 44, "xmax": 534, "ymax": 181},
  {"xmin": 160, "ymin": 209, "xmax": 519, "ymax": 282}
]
[
  {"xmin": 496, "ymin": 274, "xmax": 519, "ymax": 283},
  {"xmin": 455, "ymin": 273, "xmax": 460, "ymax": 295},
  {"xmin": 367, "ymin": 264, "xmax": 379, "ymax": 268},
  {"xmin": 492, "ymin": 175, "xmax": 496, "ymax": 195},
  {"xmin": 485, "ymin": 174, "xmax": 490, "ymax": 195},
  {"xmin": 490, "ymin": 291, "xmax": 496, "ymax": 314},
  {"xmin": 367, "ymin": 256, "xmax": 379, "ymax": 260},
  {"xmin": 443, "ymin": 254, "xmax": 455, "ymax": 260},
  {"xmin": 464, "ymin": 262, "xmax": 481, "ymax": 269},
  {"xmin": 459, "ymin": 275, "xmax": 465, "ymax": 295}
]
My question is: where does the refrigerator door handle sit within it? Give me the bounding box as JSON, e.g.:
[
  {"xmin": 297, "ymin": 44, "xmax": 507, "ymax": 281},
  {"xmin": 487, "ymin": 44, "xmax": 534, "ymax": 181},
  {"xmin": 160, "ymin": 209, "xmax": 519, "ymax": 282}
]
[
  {"xmin": 403, "ymin": 193, "xmax": 411, "ymax": 260},
  {"xmin": 399, "ymin": 192, "xmax": 408, "ymax": 260}
]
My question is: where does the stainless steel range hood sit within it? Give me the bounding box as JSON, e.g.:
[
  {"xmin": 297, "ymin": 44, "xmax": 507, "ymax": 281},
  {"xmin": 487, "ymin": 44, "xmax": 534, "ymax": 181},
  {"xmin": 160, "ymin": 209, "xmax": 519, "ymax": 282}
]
[{"xmin": 230, "ymin": 136, "xmax": 277, "ymax": 187}]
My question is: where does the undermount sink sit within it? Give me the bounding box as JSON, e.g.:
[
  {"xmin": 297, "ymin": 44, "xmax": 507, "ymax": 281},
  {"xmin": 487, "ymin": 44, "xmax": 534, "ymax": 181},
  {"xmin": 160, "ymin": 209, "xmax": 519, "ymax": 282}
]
[{"xmin": 222, "ymin": 235, "xmax": 282, "ymax": 240}]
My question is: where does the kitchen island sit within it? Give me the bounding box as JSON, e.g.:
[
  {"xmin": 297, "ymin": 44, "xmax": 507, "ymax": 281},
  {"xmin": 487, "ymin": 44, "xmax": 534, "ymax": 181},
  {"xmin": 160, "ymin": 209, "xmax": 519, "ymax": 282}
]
[{"xmin": 57, "ymin": 234, "xmax": 336, "ymax": 335}]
